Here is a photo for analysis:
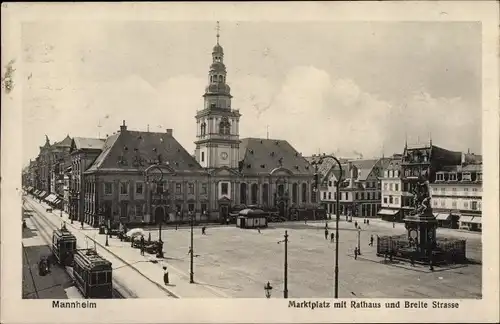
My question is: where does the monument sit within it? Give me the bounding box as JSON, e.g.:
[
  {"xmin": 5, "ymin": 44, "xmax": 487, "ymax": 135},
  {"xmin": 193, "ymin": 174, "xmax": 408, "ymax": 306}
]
[{"xmin": 403, "ymin": 177, "xmax": 438, "ymax": 263}]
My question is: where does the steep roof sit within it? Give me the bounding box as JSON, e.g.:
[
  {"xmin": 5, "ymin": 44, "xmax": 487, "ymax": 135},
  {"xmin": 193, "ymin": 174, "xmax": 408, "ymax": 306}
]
[
  {"xmin": 385, "ymin": 157, "xmax": 402, "ymax": 171},
  {"xmin": 71, "ymin": 137, "xmax": 105, "ymax": 152},
  {"xmin": 85, "ymin": 130, "xmax": 203, "ymax": 173},
  {"xmin": 54, "ymin": 135, "xmax": 72, "ymax": 147},
  {"xmin": 239, "ymin": 138, "xmax": 314, "ymax": 175}
]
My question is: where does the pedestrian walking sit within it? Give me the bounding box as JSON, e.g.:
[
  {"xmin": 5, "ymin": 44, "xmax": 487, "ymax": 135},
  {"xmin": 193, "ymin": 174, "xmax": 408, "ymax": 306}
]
[
  {"xmin": 369, "ymin": 235, "xmax": 374, "ymax": 246},
  {"xmin": 410, "ymin": 253, "xmax": 415, "ymax": 267},
  {"xmin": 226, "ymin": 218, "xmax": 230, "ymax": 225},
  {"xmin": 354, "ymin": 247, "xmax": 358, "ymax": 260},
  {"xmin": 140, "ymin": 235, "xmax": 145, "ymax": 256},
  {"xmin": 202, "ymin": 226, "xmax": 206, "ymax": 235},
  {"xmin": 392, "ymin": 222, "xmax": 395, "ymax": 228},
  {"xmin": 366, "ymin": 219, "xmax": 370, "ymax": 225},
  {"xmin": 131, "ymin": 236, "xmax": 134, "ymax": 247},
  {"xmin": 175, "ymin": 223, "xmax": 178, "ymax": 230},
  {"xmin": 354, "ymin": 221, "xmax": 358, "ymax": 228},
  {"xmin": 257, "ymin": 227, "xmax": 261, "ymax": 234},
  {"xmin": 304, "ymin": 216, "xmax": 308, "ymax": 224},
  {"xmin": 163, "ymin": 266, "xmax": 169, "ymax": 285},
  {"xmin": 330, "ymin": 232, "xmax": 334, "ymax": 242},
  {"xmin": 363, "ymin": 219, "xmax": 366, "ymax": 224},
  {"xmin": 324, "ymin": 228, "xmax": 329, "ymax": 240}
]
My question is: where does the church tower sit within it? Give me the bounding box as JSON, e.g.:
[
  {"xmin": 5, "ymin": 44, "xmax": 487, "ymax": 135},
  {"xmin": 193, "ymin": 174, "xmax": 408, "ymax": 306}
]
[{"xmin": 194, "ymin": 22, "xmax": 241, "ymax": 169}]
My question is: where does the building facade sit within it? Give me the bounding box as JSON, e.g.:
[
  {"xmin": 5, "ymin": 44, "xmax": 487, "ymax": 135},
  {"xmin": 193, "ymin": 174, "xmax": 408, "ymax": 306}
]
[
  {"xmin": 319, "ymin": 158, "xmax": 389, "ymax": 218},
  {"xmin": 378, "ymin": 155, "xmax": 403, "ymax": 221},
  {"xmin": 68, "ymin": 137, "xmax": 106, "ymax": 224},
  {"xmin": 430, "ymin": 162, "xmax": 482, "ymax": 231},
  {"xmin": 400, "ymin": 141, "xmax": 462, "ymax": 219}
]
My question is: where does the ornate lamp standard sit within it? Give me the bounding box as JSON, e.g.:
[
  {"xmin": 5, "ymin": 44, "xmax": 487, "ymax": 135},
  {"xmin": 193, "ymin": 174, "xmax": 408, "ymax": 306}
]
[
  {"xmin": 357, "ymin": 226, "xmax": 362, "ymax": 255},
  {"xmin": 277, "ymin": 230, "xmax": 289, "ymax": 298},
  {"xmin": 144, "ymin": 164, "xmax": 165, "ymax": 259},
  {"xmin": 311, "ymin": 155, "xmax": 343, "ymax": 299},
  {"xmin": 264, "ymin": 281, "xmax": 273, "ymax": 298},
  {"xmin": 189, "ymin": 210, "xmax": 194, "ymax": 284}
]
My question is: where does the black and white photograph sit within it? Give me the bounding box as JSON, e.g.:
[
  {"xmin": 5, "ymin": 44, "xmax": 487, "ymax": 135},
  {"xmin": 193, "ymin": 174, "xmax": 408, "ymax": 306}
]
[{"xmin": 2, "ymin": 2, "xmax": 499, "ymax": 323}]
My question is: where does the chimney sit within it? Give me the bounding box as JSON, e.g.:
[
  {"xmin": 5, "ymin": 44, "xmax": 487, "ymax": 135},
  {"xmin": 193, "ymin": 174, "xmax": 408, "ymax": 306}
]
[
  {"xmin": 120, "ymin": 120, "xmax": 127, "ymax": 132},
  {"xmin": 166, "ymin": 129, "xmax": 173, "ymax": 136}
]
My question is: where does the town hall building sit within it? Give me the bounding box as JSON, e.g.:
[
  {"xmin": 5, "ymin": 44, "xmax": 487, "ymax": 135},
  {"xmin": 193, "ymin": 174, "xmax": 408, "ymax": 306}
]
[{"xmin": 72, "ymin": 25, "xmax": 321, "ymax": 227}]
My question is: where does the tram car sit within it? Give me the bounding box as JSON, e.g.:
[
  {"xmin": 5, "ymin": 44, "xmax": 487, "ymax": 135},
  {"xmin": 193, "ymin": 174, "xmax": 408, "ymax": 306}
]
[
  {"xmin": 51, "ymin": 227, "xmax": 77, "ymax": 266},
  {"xmin": 72, "ymin": 249, "xmax": 113, "ymax": 299}
]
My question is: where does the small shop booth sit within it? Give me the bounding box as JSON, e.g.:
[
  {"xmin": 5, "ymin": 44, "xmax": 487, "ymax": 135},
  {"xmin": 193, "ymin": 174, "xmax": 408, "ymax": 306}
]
[{"xmin": 236, "ymin": 209, "xmax": 268, "ymax": 229}]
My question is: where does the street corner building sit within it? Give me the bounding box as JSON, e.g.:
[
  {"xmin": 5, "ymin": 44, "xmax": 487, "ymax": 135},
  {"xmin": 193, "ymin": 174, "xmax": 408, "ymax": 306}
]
[
  {"xmin": 24, "ymin": 29, "xmax": 324, "ymax": 229},
  {"xmin": 315, "ymin": 156, "xmax": 391, "ymax": 219}
]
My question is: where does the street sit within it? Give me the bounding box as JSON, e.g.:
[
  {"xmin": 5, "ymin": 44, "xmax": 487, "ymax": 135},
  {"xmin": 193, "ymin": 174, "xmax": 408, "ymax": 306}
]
[
  {"xmin": 24, "ymin": 195, "xmax": 481, "ymax": 299},
  {"xmin": 22, "ymin": 208, "xmax": 81, "ymax": 299}
]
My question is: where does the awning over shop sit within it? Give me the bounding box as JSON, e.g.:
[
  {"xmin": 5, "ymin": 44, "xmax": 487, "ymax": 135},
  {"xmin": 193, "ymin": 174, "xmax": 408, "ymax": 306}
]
[
  {"xmin": 45, "ymin": 194, "xmax": 57, "ymax": 203},
  {"xmin": 377, "ymin": 209, "xmax": 399, "ymax": 216},
  {"xmin": 460, "ymin": 215, "xmax": 475, "ymax": 223},
  {"xmin": 53, "ymin": 197, "xmax": 62, "ymax": 205},
  {"xmin": 434, "ymin": 213, "xmax": 451, "ymax": 221},
  {"xmin": 38, "ymin": 191, "xmax": 47, "ymax": 198}
]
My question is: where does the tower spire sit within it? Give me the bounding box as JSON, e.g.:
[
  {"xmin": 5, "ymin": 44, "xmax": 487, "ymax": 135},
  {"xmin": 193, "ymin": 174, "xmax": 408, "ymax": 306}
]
[{"xmin": 216, "ymin": 21, "xmax": 220, "ymax": 45}]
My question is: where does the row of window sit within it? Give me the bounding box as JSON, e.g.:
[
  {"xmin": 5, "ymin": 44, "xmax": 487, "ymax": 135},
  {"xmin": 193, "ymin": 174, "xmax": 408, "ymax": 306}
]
[
  {"xmin": 432, "ymin": 199, "xmax": 482, "ymax": 211},
  {"xmin": 383, "ymin": 183, "xmax": 400, "ymax": 191},
  {"xmin": 327, "ymin": 180, "xmax": 379, "ymax": 189},
  {"xmin": 103, "ymin": 182, "xmax": 208, "ymax": 196},
  {"xmin": 321, "ymin": 191, "xmax": 382, "ymax": 201},
  {"xmin": 436, "ymin": 171, "xmax": 482, "ymax": 182},
  {"xmin": 431, "ymin": 186, "xmax": 481, "ymax": 194},
  {"xmin": 383, "ymin": 196, "xmax": 400, "ymax": 205},
  {"xmin": 108, "ymin": 201, "xmax": 210, "ymax": 218},
  {"xmin": 383, "ymin": 170, "xmax": 400, "ymax": 178}
]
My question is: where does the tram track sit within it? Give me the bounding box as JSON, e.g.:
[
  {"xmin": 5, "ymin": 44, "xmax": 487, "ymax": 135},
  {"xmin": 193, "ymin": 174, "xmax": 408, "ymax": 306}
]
[
  {"xmin": 24, "ymin": 200, "xmax": 133, "ymax": 299},
  {"xmin": 26, "ymin": 197, "xmax": 178, "ymax": 298}
]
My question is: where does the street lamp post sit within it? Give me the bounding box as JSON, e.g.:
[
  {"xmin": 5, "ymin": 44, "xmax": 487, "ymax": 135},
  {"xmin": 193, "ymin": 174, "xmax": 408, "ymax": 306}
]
[
  {"xmin": 104, "ymin": 207, "xmax": 109, "ymax": 246},
  {"xmin": 189, "ymin": 211, "xmax": 194, "ymax": 284},
  {"xmin": 144, "ymin": 163, "xmax": 165, "ymax": 259},
  {"xmin": 311, "ymin": 155, "xmax": 342, "ymax": 299},
  {"xmin": 357, "ymin": 227, "xmax": 361, "ymax": 255},
  {"xmin": 277, "ymin": 230, "xmax": 289, "ymax": 298}
]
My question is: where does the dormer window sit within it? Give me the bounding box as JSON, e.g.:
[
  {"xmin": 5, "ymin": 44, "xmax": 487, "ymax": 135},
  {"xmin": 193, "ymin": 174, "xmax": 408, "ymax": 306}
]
[
  {"xmin": 210, "ymin": 103, "xmax": 216, "ymax": 109},
  {"xmin": 462, "ymin": 172, "xmax": 471, "ymax": 181},
  {"xmin": 477, "ymin": 172, "xmax": 482, "ymax": 182},
  {"xmin": 436, "ymin": 173, "xmax": 444, "ymax": 181},
  {"xmin": 384, "ymin": 170, "xmax": 388, "ymax": 178},
  {"xmin": 449, "ymin": 173, "xmax": 457, "ymax": 181}
]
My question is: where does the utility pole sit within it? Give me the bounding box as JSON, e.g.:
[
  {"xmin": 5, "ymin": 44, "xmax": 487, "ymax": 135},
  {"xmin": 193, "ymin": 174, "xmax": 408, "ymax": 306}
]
[
  {"xmin": 278, "ymin": 230, "xmax": 289, "ymax": 298},
  {"xmin": 190, "ymin": 212, "xmax": 194, "ymax": 283},
  {"xmin": 284, "ymin": 230, "xmax": 288, "ymax": 298}
]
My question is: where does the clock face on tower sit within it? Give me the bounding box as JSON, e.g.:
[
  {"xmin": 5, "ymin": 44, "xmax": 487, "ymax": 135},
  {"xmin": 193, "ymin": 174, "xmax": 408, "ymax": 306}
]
[{"xmin": 220, "ymin": 152, "xmax": 228, "ymax": 160}]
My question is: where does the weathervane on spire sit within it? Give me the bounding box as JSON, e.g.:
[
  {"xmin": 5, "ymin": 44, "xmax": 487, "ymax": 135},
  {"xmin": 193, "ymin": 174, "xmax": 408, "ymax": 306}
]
[{"xmin": 216, "ymin": 21, "xmax": 220, "ymax": 44}]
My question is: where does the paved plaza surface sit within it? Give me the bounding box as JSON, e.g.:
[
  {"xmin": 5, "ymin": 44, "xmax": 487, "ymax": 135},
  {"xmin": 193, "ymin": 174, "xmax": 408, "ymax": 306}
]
[
  {"xmin": 147, "ymin": 219, "xmax": 481, "ymax": 298},
  {"xmin": 23, "ymin": 195, "xmax": 482, "ymax": 299}
]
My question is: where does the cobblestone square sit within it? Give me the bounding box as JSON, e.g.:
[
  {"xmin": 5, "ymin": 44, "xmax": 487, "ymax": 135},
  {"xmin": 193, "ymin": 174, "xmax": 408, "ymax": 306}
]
[{"xmin": 146, "ymin": 220, "xmax": 482, "ymax": 298}]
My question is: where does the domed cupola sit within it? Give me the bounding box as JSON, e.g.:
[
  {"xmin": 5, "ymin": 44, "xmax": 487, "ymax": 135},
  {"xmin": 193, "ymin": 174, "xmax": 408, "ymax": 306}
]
[{"xmin": 212, "ymin": 44, "xmax": 224, "ymax": 55}]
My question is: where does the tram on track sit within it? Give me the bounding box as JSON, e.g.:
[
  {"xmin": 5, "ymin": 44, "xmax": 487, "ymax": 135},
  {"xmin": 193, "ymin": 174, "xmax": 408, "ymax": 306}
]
[
  {"xmin": 72, "ymin": 249, "xmax": 113, "ymax": 299},
  {"xmin": 51, "ymin": 226, "xmax": 77, "ymax": 266}
]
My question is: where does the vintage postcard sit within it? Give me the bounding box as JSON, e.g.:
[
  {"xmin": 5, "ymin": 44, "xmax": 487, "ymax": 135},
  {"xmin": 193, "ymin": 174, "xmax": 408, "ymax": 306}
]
[{"xmin": 1, "ymin": 1, "xmax": 499, "ymax": 323}]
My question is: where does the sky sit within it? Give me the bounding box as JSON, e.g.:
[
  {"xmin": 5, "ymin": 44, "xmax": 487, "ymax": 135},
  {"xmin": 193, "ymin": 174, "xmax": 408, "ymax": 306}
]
[{"xmin": 21, "ymin": 21, "xmax": 482, "ymax": 164}]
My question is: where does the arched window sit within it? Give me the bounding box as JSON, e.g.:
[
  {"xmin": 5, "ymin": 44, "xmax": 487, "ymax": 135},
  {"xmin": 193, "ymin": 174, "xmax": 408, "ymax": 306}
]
[
  {"xmin": 240, "ymin": 183, "xmax": 247, "ymax": 205},
  {"xmin": 219, "ymin": 117, "xmax": 231, "ymax": 135},
  {"xmin": 292, "ymin": 183, "xmax": 298, "ymax": 204},
  {"xmin": 219, "ymin": 75, "xmax": 223, "ymax": 82},
  {"xmin": 301, "ymin": 183, "xmax": 307, "ymax": 203},
  {"xmin": 251, "ymin": 183, "xmax": 258, "ymax": 204},
  {"xmin": 262, "ymin": 183, "xmax": 269, "ymax": 205}
]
